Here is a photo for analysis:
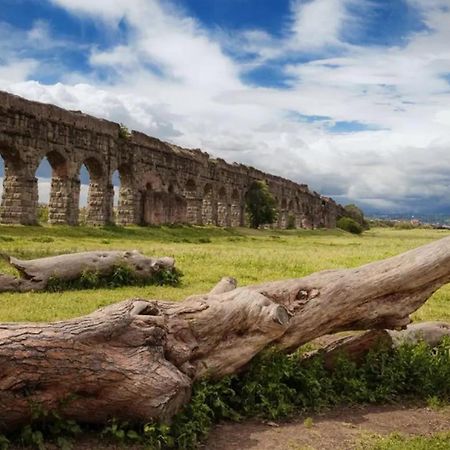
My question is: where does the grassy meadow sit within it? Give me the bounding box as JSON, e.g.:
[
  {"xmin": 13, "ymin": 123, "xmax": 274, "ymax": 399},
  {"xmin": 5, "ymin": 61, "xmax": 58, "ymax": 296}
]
[{"xmin": 0, "ymin": 225, "xmax": 449, "ymax": 323}]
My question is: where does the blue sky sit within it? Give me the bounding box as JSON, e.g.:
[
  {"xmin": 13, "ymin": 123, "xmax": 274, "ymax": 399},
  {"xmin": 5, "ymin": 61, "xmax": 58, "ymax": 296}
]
[{"xmin": 1, "ymin": 0, "xmax": 450, "ymax": 213}]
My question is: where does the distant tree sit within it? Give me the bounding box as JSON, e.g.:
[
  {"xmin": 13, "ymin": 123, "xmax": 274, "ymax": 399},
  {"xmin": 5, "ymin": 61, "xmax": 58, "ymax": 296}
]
[
  {"xmin": 344, "ymin": 204, "xmax": 369, "ymax": 229},
  {"xmin": 245, "ymin": 180, "xmax": 277, "ymax": 228}
]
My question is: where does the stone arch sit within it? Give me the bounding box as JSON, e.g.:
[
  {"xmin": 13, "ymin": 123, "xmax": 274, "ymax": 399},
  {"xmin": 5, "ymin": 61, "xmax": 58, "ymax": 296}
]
[
  {"xmin": 184, "ymin": 178, "xmax": 197, "ymax": 196},
  {"xmin": 111, "ymin": 163, "xmax": 136, "ymax": 225},
  {"xmin": 36, "ymin": 151, "xmax": 71, "ymax": 224},
  {"xmin": 202, "ymin": 183, "xmax": 216, "ymax": 225},
  {"xmin": 217, "ymin": 186, "xmax": 230, "ymax": 227},
  {"xmin": 167, "ymin": 181, "xmax": 186, "ymax": 224},
  {"xmin": 140, "ymin": 174, "xmax": 187, "ymax": 225}
]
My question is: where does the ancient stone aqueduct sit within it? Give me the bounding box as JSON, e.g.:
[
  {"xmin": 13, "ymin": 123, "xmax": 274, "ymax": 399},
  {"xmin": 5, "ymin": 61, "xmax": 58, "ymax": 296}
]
[{"xmin": 0, "ymin": 91, "xmax": 344, "ymax": 228}]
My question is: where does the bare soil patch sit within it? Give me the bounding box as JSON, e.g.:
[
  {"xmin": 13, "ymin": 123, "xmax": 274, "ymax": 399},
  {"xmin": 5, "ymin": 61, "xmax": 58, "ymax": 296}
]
[{"xmin": 203, "ymin": 404, "xmax": 450, "ymax": 450}]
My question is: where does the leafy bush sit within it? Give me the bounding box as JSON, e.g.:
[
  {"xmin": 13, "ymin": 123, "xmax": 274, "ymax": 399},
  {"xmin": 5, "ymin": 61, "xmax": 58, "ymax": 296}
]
[{"xmin": 337, "ymin": 217, "xmax": 363, "ymax": 234}]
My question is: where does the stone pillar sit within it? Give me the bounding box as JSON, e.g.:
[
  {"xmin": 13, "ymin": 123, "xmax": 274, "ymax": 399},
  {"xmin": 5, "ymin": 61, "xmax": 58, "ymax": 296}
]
[
  {"xmin": 230, "ymin": 202, "xmax": 241, "ymax": 227},
  {"xmin": 48, "ymin": 176, "xmax": 79, "ymax": 225},
  {"xmin": 85, "ymin": 181, "xmax": 111, "ymax": 226},
  {"xmin": 117, "ymin": 186, "xmax": 138, "ymax": 225},
  {"xmin": 186, "ymin": 198, "xmax": 202, "ymax": 225},
  {"xmin": 279, "ymin": 210, "xmax": 287, "ymax": 229},
  {"xmin": 217, "ymin": 201, "xmax": 230, "ymax": 227},
  {"xmin": 0, "ymin": 175, "xmax": 38, "ymax": 225},
  {"xmin": 240, "ymin": 204, "xmax": 247, "ymax": 227},
  {"xmin": 202, "ymin": 197, "xmax": 217, "ymax": 225}
]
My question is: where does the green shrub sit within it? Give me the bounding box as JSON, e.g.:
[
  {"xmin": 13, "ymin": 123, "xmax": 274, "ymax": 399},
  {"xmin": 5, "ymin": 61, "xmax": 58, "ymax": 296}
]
[{"xmin": 337, "ymin": 217, "xmax": 363, "ymax": 234}]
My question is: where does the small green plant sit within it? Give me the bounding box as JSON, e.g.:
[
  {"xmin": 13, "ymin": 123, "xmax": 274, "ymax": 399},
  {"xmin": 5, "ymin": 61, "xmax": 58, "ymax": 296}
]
[
  {"xmin": 337, "ymin": 217, "xmax": 363, "ymax": 235},
  {"xmin": 118, "ymin": 123, "xmax": 131, "ymax": 139},
  {"xmin": 18, "ymin": 403, "xmax": 81, "ymax": 450},
  {"xmin": 303, "ymin": 417, "xmax": 314, "ymax": 428}
]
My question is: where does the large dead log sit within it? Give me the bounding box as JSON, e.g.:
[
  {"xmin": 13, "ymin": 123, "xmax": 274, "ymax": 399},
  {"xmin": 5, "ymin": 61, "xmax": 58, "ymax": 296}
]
[
  {"xmin": 1, "ymin": 236, "xmax": 450, "ymax": 430},
  {"xmin": 308, "ymin": 322, "xmax": 450, "ymax": 369},
  {"xmin": 0, "ymin": 250, "xmax": 175, "ymax": 292}
]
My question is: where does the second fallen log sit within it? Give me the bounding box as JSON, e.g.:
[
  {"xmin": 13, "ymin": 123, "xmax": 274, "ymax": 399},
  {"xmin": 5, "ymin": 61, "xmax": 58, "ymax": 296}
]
[{"xmin": 0, "ymin": 250, "xmax": 176, "ymax": 292}]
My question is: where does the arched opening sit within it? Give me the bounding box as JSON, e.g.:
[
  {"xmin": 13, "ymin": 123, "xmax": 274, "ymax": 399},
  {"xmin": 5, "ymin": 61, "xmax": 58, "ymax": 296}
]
[
  {"xmin": 185, "ymin": 179, "xmax": 197, "ymax": 196},
  {"xmin": 35, "ymin": 158, "xmax": 52, "ymax": 223},
  {"xmin": 36, "ymin": 151, "xmax": 69, "ymax": 224},
  {"xmin": 230, "ymin": 188, "xmax": 242, "ymax": 227},
  {"xmin": 202, "ymin": 183, "xmax": 216, "ymax": 225},
  {"xmin": 112, "ymin": 164, "xmax": 134, "ymax": 225},
  {"xmin": 112, "ymin": 169, "xmax": 120, "ymax": 222},
  {"xmin": 78, "ymin": 157, "xmax": 104, "ymax": 225},
  {"xmin": 217, "ymin": 186, "xmax": 230, "ymax": 227}
]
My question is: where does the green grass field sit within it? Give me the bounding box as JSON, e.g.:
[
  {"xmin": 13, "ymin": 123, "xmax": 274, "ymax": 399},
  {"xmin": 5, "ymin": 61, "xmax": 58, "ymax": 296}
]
[{"xmin": 0, "ymin": 225, "xmax": 449, "ymax": 323}]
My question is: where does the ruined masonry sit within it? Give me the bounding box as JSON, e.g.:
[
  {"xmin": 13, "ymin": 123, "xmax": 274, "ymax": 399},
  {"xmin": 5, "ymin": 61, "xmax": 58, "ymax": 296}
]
[{"xmin": 0, "ymin": 91, "xmax": 345, "ymax": 227}]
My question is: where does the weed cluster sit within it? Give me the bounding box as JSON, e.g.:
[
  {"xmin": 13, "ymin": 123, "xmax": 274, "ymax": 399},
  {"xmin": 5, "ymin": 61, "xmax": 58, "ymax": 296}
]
[{"xmin": 2, "ymin": 338, "xmax": 448, "ymax": 450}]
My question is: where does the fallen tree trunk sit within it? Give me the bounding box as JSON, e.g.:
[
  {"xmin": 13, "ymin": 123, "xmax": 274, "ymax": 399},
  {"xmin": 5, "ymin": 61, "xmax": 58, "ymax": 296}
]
[
  {"xmin": 307, "ymin": 322, "xmax": 450, "ymax": 369},
  {"xmin": 0, "ymin": 250, "xmax": 175, "ymax": 292},
  {"xmin": 1, "ymin": 236, "xmax": 450, "ymax": 430}
]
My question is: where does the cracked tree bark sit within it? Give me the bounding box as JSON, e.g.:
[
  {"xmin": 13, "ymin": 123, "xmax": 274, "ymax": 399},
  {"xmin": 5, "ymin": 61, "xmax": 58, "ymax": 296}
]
[
  {"xmin": 0, "ymin": 250, "xmax": 175, "ymax": 292},
  {"xmin": 1, "ymin": 237, "xmax": 450, "ymax": 431}
]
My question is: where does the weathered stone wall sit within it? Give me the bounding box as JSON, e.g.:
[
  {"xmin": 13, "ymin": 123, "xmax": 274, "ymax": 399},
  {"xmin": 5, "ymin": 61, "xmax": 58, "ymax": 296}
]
[{"xmin": 0, "ymin": 91, "xmax": 345, "ymax": 228}]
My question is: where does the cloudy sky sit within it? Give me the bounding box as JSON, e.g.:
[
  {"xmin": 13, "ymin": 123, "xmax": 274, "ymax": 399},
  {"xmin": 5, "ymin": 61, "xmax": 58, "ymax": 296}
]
[{"xmin": 0, "ymin": 0, "xmax": 450, "ymax": 213}]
